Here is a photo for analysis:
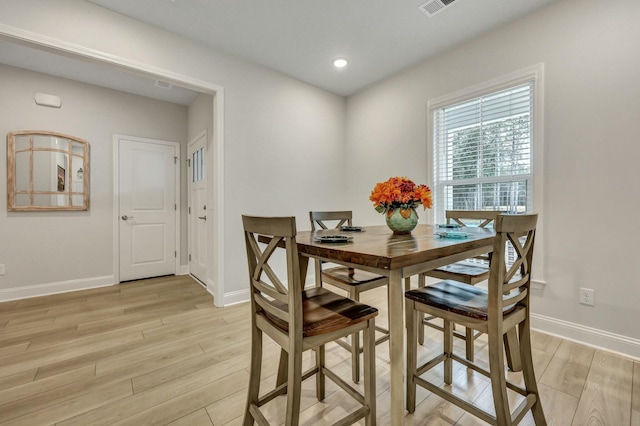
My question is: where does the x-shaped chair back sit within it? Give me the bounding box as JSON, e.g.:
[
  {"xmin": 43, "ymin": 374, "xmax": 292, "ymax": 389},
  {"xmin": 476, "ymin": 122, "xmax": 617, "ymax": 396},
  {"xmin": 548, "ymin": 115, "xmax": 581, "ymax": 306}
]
[
  {"xmin": 488, "ymin": 214, "xmax": 537, "ymax": 316},
  {"xmin": 446, "ymin": 209, "xmax": 500, "ymax": 228},
  {"xmin": 310, "ymin": 210, "xmax": 352, "ymax": 231},
  {"xmin": 243, "ymin": 215, "xmax": 302, "ymax": 336}
]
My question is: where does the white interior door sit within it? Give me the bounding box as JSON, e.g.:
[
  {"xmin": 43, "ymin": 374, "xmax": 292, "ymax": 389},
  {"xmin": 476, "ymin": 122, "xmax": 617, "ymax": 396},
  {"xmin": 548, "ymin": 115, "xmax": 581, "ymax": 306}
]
[
  {"xmin": 118, "ymin": 136, "xmax": 178, "ymax": 282},
  {"xmin": 188, "ymin": 132, "xmax": 207, "ymax": 283}
]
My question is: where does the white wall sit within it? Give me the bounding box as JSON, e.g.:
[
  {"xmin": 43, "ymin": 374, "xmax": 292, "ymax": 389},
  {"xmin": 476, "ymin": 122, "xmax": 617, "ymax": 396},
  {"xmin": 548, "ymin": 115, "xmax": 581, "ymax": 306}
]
[
  {"xmin": 0, "ymin": 63, "xmax": 188, "ymax": 298},
  {"xmin": 346, "ymin": 0, "xmax": 640, "ymax": 357},
  {"xmin": 0, "ymin": 0, "xmax": 347, "ymax": 304}
]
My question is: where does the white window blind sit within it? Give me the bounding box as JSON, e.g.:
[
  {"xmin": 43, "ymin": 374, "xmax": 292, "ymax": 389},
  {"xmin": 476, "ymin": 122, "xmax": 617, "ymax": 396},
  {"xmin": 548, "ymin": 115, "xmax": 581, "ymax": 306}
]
[{"xmin": 433, "ymin": 82, "xmax": 534, "ymax": 225}]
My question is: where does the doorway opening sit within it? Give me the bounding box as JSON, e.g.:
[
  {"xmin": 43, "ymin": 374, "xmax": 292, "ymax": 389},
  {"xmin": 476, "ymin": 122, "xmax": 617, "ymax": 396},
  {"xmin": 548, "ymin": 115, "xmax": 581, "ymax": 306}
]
[{"xmin": 0, "ymin": 28, "xmax": 226, "ymax": 306}]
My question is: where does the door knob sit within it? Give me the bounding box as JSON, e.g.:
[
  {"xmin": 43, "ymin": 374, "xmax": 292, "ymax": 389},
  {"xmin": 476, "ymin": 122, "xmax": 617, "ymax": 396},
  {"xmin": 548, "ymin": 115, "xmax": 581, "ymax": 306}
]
[
  {"xmin": 198, "ymin": 216, "xmax": 207, "ymax": 221},
  {"xmin": 121, "ymin": 215, "xmax": 134, "ymax": 220}
]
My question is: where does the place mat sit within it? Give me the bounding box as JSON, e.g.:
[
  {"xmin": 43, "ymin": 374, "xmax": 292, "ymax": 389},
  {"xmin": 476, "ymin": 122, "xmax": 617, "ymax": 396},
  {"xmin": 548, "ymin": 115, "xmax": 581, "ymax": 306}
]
[
  {"xmin": 435, "ymin": 231, "xmax": 469, "ymax": 239},
  {"xmin": 340, "ymin": 226, "xmax": 364, "ymax": 232},
  {"xmin": 436, "ymin": 223, "xmax": 461, "ymax": 229},
  {"xmin": 313, "ymin": 235, "xmax": 353, "ymax": 243}
]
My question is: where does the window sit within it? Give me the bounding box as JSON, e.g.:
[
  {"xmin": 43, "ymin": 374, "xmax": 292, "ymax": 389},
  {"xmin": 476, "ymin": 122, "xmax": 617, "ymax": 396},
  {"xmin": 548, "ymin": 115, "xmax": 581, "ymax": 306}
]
[
  {"xmin": 428, "ymin": 65, "xmax": 545, "ymax": 283},
  {"xmin": 191, "ymin": 147, "xmax": 204, "ymax": 183},
  {"xmin": 431, "ymin": 69, "xmax": 540, "ymax": 225}
]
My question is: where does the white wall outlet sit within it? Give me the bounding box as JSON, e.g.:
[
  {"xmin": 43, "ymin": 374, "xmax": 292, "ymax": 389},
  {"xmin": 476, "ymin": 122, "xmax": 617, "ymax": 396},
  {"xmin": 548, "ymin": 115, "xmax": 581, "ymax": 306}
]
[
  {"xmin": 0, "ymin": 264, "xmax": 5, "ymax": 276},
  {"xmin": 579, "ymin": 287, "xmax": 594, "ymax": 306}
]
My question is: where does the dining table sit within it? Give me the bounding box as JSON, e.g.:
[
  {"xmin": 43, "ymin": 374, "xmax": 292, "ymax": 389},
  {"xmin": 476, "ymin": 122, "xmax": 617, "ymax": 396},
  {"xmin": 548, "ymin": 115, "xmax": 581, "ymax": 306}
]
[{"xmin": 296, "ymin": 223, "xmax": 496, "ymax": 425}]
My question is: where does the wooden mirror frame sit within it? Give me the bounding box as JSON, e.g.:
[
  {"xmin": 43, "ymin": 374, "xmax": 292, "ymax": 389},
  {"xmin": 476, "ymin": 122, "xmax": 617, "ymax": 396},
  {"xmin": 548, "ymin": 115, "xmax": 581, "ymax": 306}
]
[{"xmin": 7, "ymin": 131, "xmax": 90, "ymax": 211}]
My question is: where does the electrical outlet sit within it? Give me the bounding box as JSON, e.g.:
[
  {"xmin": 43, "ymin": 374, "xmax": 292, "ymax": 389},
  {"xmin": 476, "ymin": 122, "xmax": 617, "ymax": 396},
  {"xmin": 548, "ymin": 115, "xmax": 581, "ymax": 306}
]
[
  {"xmin": 0, "ymin": 264, "xmax": 5, "ymax": 276},
  {"xmin": 579, "ymin": 288, "xmax": 594, "ymax": 306}
]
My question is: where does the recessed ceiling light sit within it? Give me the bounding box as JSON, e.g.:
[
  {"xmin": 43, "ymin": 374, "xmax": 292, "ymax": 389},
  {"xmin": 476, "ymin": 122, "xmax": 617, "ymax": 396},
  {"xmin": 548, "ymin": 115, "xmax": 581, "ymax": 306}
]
[{"xmin": 333, "ymin": 58, "xmax": 348, "ymax": 68}]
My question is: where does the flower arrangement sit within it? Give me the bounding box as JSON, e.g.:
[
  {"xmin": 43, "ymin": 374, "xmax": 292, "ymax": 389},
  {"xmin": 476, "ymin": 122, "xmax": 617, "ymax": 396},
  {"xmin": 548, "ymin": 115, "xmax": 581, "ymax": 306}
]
[{"xmin": 370, "ymin": 176, "xmax": 432, "ymax": 217}]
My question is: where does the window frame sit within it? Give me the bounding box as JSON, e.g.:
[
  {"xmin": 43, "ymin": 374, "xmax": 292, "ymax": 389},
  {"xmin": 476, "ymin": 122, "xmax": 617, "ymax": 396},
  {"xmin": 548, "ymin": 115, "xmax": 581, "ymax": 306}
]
[{"xmin": 426, "ymin": 64, "xmax": 545, "ymax": 286}]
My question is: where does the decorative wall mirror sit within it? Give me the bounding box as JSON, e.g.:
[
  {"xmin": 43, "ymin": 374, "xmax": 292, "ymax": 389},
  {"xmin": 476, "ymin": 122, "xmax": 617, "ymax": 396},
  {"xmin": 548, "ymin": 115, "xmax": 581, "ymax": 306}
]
[{"xmin": 7, "ymin": 131, "xmax": 89, "ymax": 211}]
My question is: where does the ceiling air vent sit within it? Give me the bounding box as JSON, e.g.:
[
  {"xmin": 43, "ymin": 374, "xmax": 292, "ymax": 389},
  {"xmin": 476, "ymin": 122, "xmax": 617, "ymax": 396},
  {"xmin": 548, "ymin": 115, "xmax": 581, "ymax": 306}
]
[
  {"xmin": 419, "ymin": 0, "xmax": 457, "ymax": 17},
  {"xmin": 155, "ymin": 80, "xmax": 173, "ymax": 90}
]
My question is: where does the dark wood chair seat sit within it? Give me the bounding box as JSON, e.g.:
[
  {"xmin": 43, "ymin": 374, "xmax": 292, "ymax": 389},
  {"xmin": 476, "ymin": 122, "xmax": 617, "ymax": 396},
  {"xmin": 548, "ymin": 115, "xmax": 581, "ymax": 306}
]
[
  {"xmin": 425, "ymin": 262, "xmax": 490, "ymax": 285},
  {"xmin": 405, "ymin": 280, "xmax": 519, "ymax": 321},
  {"xmin": 264, "ymin": 287, "xmax": 379, "ymax": 337},
  {"xmin": 321, "ymin": 266, "xmax": 389, "ymax": 290}
]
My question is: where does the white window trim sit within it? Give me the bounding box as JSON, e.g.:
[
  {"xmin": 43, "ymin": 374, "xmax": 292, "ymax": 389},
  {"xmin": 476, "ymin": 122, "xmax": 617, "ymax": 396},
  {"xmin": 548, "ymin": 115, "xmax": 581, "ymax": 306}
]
[{"xmin": 426, "ymin": 64, "xmax": 546, "ymax": 287}]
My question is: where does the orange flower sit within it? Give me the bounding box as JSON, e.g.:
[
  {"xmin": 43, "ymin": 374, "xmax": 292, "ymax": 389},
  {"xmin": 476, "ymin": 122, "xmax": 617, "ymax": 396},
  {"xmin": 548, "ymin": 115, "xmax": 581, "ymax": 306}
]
[
  {"xmin": 414, "ymin": 184, "xmax": 433, "ymax": 209},
  {"xmin": 370, "ymin": 177, "xmax": 432, "ymax": 213}
]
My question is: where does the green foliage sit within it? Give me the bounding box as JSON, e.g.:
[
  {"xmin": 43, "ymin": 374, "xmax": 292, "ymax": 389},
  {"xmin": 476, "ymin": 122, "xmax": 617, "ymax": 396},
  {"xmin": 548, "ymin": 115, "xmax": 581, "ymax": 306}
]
[{"xmin": 447, "ymin": 115, "xmax": 530, "ymax": 212}]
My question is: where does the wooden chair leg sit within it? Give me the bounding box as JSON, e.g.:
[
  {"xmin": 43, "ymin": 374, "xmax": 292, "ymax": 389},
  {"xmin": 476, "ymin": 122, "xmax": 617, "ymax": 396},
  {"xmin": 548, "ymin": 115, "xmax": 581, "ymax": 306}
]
[
  {"xmin": 244, "ymin": 326, "xmax": 263, "ymax": 426},
  {"xmin": 418, "ymin": 273, "xmax": 426, "ymax": 346},
  {"xmin": 285, "ymin": 344, "xmax": 303, "ymax": 426},
  {"xmin": 465, "ymin": 328, "xmax": 475, "ymax": 362},
  {"xmin": 406, "ymin": 301, "xmax": 418, "ymax": 413},
  {"xmin": 504, "ymin": 327, "xmax": 522, "ymax": 372},
  {"xmin": 444, "ymin": 319, "xmax": 453, "ymax": 384},
  {"xmin": 363, "ymin": 318, "xmax": 377, "ymax": 426},
  {"xmin": 488, "ymin": 331, "xmax": 510, "ymax": 426},
  {"xmin": 350, "ymin": 288, "xmax": 361, "ymax": 383},
  {"xmin": 404, "ymin": 277, "xmax": 412, "ymax": 333},
  {"xmin": 316, "ymin": 345, "xmax": 326, "ymax": 401},
  {"xmin": 351, "ymin": 331, "xmax": 360, "ymax": 383},
  {"xmin": 518, "ymin": 321, "xmax": 547, "ymax": 425},
  {"xmin": 276, "ymin": 348, "xmax": 288, "ymax": 387},
  {"xmin": 314, "ymin": 259, "xmax": 323, "ymax": 288}
]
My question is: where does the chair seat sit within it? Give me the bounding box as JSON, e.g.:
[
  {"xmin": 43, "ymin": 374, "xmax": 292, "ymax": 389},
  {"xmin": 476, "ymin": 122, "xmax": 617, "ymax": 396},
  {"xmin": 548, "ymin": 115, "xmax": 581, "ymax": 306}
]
[
  {"xmin": 405, "ymin": 280, "xmax": 518, "ymax": 321},
  {"xmin": 264, "ymin": 287, "xmax": 379, "ymax": 337},
  {"xmin": 322, "ymin": 266, "xmax": 387, "ymax": 287},
  {"xmin": 426, "ymin": 262, "xmax": 490, "ymax": 284}
]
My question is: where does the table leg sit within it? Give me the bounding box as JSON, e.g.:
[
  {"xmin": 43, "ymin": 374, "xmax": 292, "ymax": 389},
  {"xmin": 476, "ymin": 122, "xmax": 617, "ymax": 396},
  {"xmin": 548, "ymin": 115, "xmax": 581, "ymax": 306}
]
[{"xmin": 387, "ymin": 269, "xmax": 404, "ymax": 426}]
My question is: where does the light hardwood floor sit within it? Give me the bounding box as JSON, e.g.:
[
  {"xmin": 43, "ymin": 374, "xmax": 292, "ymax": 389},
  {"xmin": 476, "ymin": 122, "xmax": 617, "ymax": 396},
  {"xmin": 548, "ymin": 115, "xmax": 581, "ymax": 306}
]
[{"xmin": 0, "ymin": 275, "xmax": 637, "ymax": 425}]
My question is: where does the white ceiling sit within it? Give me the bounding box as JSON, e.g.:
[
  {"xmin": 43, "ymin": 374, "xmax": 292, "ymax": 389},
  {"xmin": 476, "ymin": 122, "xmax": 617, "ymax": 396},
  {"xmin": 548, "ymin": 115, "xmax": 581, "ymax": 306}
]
[
  {"xmin": 0, "ymin": 40, "xmax": 200, "ymax": 105},
  {"xmin": 0, "ymin": 0, "xmax": 558, "ymax": 104},
  {"xmin": 87, "ymin": 0, "xmax": 557, "ymax": 96}
]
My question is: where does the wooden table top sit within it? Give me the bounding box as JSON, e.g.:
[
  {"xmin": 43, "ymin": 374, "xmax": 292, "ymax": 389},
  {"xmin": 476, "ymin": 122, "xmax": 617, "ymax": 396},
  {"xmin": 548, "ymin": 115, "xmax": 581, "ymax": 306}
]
[{"xmin": 296, "ymin": 224, "xmax": 495, "ymax": 271}]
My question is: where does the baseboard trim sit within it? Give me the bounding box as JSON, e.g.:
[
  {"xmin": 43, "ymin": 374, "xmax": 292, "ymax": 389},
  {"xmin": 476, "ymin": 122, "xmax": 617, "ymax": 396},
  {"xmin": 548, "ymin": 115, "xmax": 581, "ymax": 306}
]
[
  {"xmin": 223, "ymin": 288, "xmax": 250, "ymax": 306},
  {"xmin": 0, "ymin": 275, "xmax": 116, "ymax": 302},
  {"xmin": 531, "ymin": 279, "xmax": 546, "ymax": 290},
  {"xmin": 531, "ymin": 313, "xmax": 640, "ymax": 361}
]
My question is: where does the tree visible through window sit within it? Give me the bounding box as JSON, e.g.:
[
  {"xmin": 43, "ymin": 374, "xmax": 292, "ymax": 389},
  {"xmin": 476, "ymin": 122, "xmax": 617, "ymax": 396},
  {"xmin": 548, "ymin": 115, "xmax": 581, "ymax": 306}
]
[{"xmin": 433, "ymin": 82, "xmax": 533, "ymax": 225}]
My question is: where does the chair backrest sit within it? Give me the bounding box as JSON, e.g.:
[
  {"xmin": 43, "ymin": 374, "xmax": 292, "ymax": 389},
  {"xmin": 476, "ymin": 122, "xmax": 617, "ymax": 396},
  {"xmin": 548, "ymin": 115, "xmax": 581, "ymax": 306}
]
[
  {"xmin": 446, "ymin": 210, "xmax": 500, "ymax": 228},
  {"xmin": 242, "ymin": 215, "xmax": 302, "ymax": 336},
  {"xmin": 488, "ymin": 214, "xmax": 538, "ymax": 319},
  {"xmin": 309, "ymin": 211, "xmax": 352, "ymax": 231}
]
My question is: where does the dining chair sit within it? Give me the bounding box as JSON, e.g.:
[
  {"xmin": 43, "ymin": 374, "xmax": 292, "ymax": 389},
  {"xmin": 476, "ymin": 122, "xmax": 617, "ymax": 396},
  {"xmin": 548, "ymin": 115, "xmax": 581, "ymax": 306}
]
[
  {"xmin": 310, "ymin": 210, "xmax": 389, "ymax": 383},
  {"xmin": 405, "ymin": 214, "xmax": 545, "ymax": 426},
  {"xmin": 242, "ymin": 215, "xmax": 378, "ymax": 426},
  {"xmin": 423, "ymin": 210, "xmax": 499, "ymax": 284},
  {"xmin": 418, "ymin": 210, "xmax": 500, "ymax": 363}
]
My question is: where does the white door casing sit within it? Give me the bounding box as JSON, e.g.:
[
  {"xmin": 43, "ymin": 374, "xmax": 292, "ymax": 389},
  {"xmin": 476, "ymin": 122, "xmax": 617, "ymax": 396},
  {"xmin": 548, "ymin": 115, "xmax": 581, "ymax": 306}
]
[
  {"xmin": 116, "ymin": 135, "xmax": 179, "ymax": 282},
  {"xmin": 188, "ymin": 131, "xmax": 208, "ymax": 283}
]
